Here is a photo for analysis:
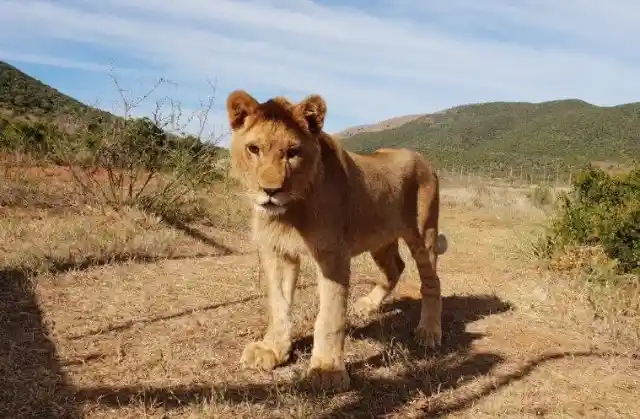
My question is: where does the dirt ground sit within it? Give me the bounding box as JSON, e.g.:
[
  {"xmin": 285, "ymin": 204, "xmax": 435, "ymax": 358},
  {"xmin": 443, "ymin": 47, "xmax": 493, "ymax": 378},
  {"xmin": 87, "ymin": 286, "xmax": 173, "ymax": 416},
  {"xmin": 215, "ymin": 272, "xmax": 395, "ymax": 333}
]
[{"xmin": 1, "ymin": 178, "xmax": 639, "ymax": 418}]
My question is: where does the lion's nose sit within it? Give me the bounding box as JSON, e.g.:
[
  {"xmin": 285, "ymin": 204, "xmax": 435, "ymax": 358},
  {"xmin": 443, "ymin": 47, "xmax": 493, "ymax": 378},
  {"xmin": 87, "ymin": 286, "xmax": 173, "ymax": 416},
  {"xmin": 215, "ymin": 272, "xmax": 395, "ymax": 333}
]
[{"xmin": 262, "ymin": 187, "xmax": 282, "ymax": 196}]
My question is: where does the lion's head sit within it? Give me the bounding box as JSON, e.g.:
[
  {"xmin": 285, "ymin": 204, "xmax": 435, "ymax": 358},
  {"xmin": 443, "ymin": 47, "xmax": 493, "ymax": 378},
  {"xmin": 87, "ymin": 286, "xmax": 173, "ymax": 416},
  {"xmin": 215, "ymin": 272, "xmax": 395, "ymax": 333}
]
[{"xmin": 226, "ymin": 90, "xmax": 327, "ymax": 216}]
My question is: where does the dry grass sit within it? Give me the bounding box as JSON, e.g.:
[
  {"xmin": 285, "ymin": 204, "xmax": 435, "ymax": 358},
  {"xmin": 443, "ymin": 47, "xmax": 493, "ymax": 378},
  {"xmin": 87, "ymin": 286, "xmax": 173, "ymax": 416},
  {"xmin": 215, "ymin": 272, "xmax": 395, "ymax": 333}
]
[
  {"xmin": 0, "ymin": 165, "xmax": 252, "ymax": 272},
  {"xmin": 544, "ymin": 245, "xmax": 640, "ymax": 350},
  {"xmin": 1, "ymin": 169, "xmax": 638, "ymax": 418}
]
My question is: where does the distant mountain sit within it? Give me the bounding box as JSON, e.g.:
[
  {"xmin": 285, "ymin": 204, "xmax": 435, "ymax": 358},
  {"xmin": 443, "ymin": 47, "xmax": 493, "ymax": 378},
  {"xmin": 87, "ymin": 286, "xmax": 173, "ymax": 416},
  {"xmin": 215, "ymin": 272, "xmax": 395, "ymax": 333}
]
[
  {"xmin": 334, "ymin": 114, "xmax": 424, "ymax": 139},
  {"xmin": 341, "ymin": 99, "xmax": 640, "ymax": 174}
]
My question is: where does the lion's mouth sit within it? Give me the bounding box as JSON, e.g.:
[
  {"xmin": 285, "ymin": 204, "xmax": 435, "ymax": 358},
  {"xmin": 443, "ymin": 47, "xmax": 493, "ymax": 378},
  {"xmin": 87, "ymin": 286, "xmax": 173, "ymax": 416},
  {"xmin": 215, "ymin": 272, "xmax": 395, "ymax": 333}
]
[
  {"xmin": 261, "ymin": 202, "xmax": 281, "ymax": 210},
  {"xmin": 256, "ymin": 200, "xmax": 287, "ymax": 215}
]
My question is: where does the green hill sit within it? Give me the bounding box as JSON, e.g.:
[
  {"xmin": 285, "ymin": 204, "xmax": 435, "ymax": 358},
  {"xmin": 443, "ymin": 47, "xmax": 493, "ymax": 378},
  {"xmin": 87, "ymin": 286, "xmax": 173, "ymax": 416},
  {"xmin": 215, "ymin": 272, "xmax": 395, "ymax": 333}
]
[
  {"xmin": 0, "ymin": 60, "xmax": 113, "ymax": 123},
  {"xmin": 343, "ymin": 99, "xmax": 640, "ymax": 176}
]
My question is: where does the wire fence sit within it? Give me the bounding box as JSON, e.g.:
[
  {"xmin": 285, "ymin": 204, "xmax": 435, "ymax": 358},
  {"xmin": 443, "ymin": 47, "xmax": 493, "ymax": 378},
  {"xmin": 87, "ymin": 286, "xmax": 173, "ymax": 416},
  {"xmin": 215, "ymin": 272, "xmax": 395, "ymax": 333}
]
[{"xmin": 438, "ymin": 164, "xmax": 577, "ymax": 188}]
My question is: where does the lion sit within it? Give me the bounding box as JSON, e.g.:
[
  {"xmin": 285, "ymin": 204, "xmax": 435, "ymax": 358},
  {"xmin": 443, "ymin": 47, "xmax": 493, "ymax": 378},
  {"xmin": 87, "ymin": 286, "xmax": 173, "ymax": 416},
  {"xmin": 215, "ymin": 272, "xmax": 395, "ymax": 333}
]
[{"xmin": 225, "ymin": 90, "xmax": 448, "ymax": 392}]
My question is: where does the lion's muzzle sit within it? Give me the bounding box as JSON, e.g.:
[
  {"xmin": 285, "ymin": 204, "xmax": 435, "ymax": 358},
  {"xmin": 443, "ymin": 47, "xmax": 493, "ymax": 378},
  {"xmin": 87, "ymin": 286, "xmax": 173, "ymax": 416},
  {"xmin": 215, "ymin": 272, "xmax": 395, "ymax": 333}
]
[{"xmin": 254, "ymin": 190, "xmax": 289, "ymax": 216}]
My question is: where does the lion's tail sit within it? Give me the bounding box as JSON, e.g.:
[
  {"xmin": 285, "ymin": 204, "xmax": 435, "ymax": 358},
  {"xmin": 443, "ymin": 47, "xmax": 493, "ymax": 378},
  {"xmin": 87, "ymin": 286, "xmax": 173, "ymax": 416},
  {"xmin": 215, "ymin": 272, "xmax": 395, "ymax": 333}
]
[{"xmin": 435, "ymin": 233, "xmax": 448, "ymax": 255}]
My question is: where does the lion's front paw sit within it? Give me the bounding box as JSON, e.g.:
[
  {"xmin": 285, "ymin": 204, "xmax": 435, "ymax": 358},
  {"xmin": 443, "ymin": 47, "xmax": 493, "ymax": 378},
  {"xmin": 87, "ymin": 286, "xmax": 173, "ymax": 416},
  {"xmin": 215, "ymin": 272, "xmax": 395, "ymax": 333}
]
[
  {"xmin": 353, "ymin": 295, "xmax": 381, "ymax": 318},
  {"xmin": 306, "ymin": 361, "xmax": 351, "ymax": 393},
  {"xmin": 414, "ymin": 323, "xmax": 442, "ymax": 349},
  {"xmin": 240, "ymin": 341, "xmax": 288, "ymax": 370}
]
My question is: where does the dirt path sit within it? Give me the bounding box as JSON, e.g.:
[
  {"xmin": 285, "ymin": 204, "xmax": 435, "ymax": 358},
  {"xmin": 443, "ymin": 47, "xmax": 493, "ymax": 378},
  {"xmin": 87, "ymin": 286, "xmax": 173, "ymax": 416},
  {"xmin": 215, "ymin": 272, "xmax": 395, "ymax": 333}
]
[{"xmin": 32, "ymin": 205, "xmax": 640, "ymax": 418}]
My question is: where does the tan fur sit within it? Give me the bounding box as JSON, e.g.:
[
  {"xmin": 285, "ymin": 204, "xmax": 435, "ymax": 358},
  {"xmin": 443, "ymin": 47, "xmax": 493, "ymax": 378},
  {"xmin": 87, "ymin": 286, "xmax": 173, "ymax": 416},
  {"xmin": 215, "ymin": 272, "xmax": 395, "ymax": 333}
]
[{"xmin": 226, "ymin": 89, "xmax": 448, "ymax": 392}]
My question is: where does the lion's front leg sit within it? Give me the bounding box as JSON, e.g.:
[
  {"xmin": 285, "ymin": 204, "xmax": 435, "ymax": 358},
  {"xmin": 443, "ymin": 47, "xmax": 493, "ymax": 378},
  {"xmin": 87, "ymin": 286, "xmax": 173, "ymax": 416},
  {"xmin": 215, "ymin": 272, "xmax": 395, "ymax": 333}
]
[
  {"xmin": 241, "ymin": 249, "xmax": 300, "ymax": 370},
  {"xmin": 307, "ymin": 250, "xmax": 351, "ymax": 392}
]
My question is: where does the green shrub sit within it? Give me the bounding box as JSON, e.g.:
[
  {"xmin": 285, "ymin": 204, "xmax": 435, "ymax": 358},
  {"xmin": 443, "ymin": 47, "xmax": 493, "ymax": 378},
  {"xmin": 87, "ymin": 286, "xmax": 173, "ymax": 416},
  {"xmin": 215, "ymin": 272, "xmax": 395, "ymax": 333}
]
[
  {"xmin": 543, "ymin": 164, "xmax": 640, "ymax": 274},
  {"xmin": 0, "ymin": 118, "xmax": 63, "ymax": 158}
]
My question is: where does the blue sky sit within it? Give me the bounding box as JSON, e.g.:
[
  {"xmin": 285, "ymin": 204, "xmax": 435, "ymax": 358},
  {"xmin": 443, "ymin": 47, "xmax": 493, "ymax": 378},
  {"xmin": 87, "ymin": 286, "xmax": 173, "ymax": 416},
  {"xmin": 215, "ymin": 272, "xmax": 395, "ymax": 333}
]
[{"xmin": 1, "ymin": 0, "xmax": 639, "ymax": 147}]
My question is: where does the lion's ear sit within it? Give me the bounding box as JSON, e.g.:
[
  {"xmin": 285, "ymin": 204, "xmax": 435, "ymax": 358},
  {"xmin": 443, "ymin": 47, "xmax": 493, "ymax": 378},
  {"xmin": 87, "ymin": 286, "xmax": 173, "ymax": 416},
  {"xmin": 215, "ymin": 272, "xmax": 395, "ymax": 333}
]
[
  {"xmin": 297, "ymin": 94, "xmax": 326, "ymax": 135},
  {"xmin": 226, "ymin": 90, "xmax": 259, "ymax": 130}
]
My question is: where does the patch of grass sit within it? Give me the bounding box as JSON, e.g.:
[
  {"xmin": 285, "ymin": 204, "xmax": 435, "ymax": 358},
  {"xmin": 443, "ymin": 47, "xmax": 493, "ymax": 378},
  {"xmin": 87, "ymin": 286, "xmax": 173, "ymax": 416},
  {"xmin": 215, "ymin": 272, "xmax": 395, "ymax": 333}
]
[
  {"xmin": 544, "ymin": 244, "xmax": 640, "ymax": 347},
  {"xmin": 0, "ymin": 207, "xmax": 228, "ymax": 275},
  {"xmin": 527, "ymin": 183, "xmax": 555, "ymax": 208},
  {"xmin": 204, "ymin": 177, "xmax": 252, "ymax": 229},
  {"xmin": 469, "ymin": 184, "xmax": 495, "ymax": 208},
  {"xmin": 0, "ymin": 160, "xmax": 76, "ymax": 210},
  {"xmin": 0, "ymin": 180, "xmax": 255, "ymax": 279},
  {"xmin": 440, "ymin": 184, "xmax": 549, "ymax": 225}
]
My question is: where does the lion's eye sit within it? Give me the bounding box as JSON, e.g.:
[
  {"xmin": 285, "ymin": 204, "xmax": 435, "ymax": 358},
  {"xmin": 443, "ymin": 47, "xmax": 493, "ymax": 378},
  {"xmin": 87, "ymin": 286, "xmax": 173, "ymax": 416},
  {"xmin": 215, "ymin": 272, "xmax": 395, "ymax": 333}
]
[
  {"xmin": 286, "ymin": 147, "xmax": 301, "ymax": 159},
  {"xmin": 247, "ymin": 144, "xmax": 260, "ymax": 155}
]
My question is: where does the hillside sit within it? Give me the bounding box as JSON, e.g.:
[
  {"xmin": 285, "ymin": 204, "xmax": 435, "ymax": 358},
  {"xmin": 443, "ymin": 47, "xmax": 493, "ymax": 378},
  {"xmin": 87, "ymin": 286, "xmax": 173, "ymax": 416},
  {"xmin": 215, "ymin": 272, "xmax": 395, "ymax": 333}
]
[
  {"xmin": 0, "ymin": 61, "xmax": 112, "ymax": 123},
  {"xmin": 0, "ymin": 61, "xmax": 230, "ymax": 160},
  {"xmin": 342, "ymin": 99, "xmax": 640, "ymax": 175}
]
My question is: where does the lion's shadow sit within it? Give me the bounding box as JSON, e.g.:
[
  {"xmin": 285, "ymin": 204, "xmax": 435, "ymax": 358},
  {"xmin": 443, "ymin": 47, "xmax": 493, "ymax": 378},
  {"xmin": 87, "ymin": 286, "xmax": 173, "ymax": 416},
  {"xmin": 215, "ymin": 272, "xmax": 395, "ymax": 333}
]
[
  {"xmin": 315, "ymin": 294, "xmax": 513, "ymax": 417},
  {"xmin": 73, "ymin": 292, "xmax": 621, "ymax": 418},
  {"xmin": 290, "ymin": 293, "xmax": 513, "ymax": 363},
  {"xmin": 75, "ymin": 293, "xmax": 515, "ymax": 417},
  {"xmin": 0, "ymin": 268, "xmax": 79, "ymax": 418},
  {"xmin": 368, "ymin": 293, "xmax": 512, "ymax": 353}
]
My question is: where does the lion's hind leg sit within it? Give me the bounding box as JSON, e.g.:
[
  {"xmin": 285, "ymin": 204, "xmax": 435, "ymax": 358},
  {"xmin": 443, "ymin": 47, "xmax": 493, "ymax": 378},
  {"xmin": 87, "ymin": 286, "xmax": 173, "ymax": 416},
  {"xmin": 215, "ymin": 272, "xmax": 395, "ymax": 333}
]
[
  {"xmin": 354, "ymin": 241, "xmax": 405, "ymax": 317},
  {"xmin": 404, "ymin": 226, "xmax": 442, "ymax": 349}
]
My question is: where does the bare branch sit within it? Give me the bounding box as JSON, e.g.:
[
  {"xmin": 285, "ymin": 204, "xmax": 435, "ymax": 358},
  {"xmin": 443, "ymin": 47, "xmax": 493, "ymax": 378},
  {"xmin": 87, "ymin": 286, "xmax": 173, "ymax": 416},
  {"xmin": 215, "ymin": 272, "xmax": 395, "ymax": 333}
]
[{"xmin": 51, "ymin": 69, "xmax": 226, "ymax": 222}]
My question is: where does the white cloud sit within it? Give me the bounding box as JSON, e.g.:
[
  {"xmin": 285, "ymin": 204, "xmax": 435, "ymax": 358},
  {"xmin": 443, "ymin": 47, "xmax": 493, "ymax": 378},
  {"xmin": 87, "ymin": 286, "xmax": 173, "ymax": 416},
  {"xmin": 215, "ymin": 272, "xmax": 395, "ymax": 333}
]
[
  {"xmin": 1, "ymin": 0, "xmax": 639, "ymax": 146},
  {"xmin": 0, "ymin": 51, "xmax": 117, "ymax": 73}
]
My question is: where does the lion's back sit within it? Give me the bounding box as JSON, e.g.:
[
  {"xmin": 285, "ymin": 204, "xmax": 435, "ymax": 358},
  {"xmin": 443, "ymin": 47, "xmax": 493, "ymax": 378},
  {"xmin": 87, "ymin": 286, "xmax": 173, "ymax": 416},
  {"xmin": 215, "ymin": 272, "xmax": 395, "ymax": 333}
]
[
  {"xmin": 348, "ymin": 147, "xmax": 434, "ymax": 186},
  {"xmin": 334, "ymin": 147, "xmax": 438, "ymax": 254}
]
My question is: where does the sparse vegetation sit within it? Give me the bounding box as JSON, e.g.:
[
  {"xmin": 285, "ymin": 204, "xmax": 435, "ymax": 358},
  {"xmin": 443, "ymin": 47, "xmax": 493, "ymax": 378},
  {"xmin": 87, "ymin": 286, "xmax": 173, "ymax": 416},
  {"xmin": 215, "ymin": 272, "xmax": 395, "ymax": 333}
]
[
  {"xmin": 0, "ymin": 62, "xmax": 230, "ymax": 224},
  {"xmin": 1, "ymin": 61, "xmax": 639, "ymax": 418},
  {"xmin": 533, "ymin": 164, "xmax": 639, "ymax": 351},
  {"xmin": 53, "ymin": 84, "xmax": 226, "ymax": 222}
]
